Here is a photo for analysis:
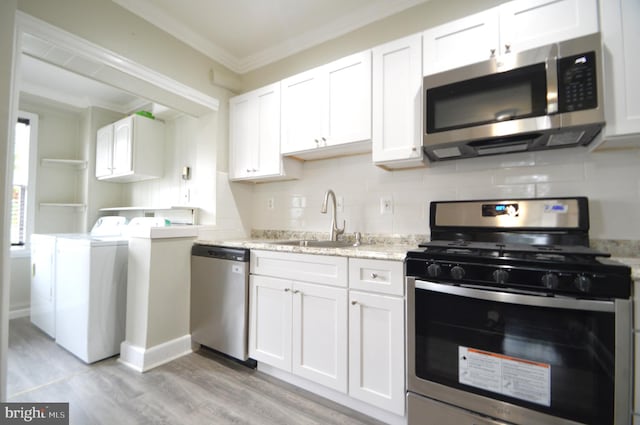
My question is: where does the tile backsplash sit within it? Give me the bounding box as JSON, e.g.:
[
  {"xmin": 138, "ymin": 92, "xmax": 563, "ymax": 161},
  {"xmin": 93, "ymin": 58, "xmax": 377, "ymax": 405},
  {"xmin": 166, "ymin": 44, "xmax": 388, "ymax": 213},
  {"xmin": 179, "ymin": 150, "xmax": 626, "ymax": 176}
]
[{"xmin": 251, "ymin": 146, "xmax": 640, "ymax": 241}]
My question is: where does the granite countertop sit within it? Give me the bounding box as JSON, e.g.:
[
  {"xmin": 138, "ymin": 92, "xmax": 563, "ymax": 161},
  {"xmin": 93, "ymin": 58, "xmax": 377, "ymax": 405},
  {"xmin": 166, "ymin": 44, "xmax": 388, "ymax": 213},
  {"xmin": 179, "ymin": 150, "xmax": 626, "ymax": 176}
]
[
  {"xmin": 195, "ymin": 237, "xmax": 640, "ymax": 279},
  {"xmin": 194, "ymin": 238, "xmax": 416, "ymax": 261}
]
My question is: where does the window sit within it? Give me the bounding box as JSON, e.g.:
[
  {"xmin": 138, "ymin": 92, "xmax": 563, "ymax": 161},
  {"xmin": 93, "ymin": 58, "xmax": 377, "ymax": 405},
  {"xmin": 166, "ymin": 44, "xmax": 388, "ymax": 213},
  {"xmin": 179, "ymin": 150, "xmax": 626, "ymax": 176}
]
[{"xmin": 10, "ymin": 112, "xmax": 38, "ymax": 249}]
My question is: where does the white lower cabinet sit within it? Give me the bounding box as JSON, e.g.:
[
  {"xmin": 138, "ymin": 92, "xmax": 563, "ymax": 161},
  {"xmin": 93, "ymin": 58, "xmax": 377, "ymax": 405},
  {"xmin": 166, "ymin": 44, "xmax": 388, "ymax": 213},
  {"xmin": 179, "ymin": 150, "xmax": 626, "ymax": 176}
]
[
  {"xmin": 249, "ymin": 275, "xmax": 292, "ymax": 370},
  {"xmin": 348, "ymin": 258, "xmax": 406, "ymax": 416},
  {"xmin": 249, "ymin": 251, "xmax": 348, "ymax": 393},
  {"xmin": 292, "ymin": 281, "xmax": 348, "ymax": 392},
  {"xmin": 349, "ymin": 290, "xmax": 405, "ymax": 415},
  {"xmin": 249, "ymin": 250, "xmax": 405, "ymax": 417}
]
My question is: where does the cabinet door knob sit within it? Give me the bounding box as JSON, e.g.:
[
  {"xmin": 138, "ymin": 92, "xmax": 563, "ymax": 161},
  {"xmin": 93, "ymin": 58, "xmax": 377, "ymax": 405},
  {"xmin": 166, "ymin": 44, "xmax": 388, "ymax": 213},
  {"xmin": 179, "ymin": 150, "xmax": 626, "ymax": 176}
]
[
  {"xmin": 351, "ymin": 300, "xmax": 358, "ymax": 305},
  {"xmin": 504, "ymin": 44, "xmax": 511, "ymax": 54},
  {"xmin": 370, "ymin": 273, "xmax": 378, "ymax": 279},
  {"xmin": 314, "ymin": 138, "xmax": 320, "ymax": 145},
  {"xmin": 490, "ymin": 48, "xmax": 496, "ymax": 57},
  {"xmin": 293, "ymin": 289, "xmax": 300, "ymax": 294},
  {"xmin": 284, "ymin": 288, "xmax": 290, "ymax": 292}
]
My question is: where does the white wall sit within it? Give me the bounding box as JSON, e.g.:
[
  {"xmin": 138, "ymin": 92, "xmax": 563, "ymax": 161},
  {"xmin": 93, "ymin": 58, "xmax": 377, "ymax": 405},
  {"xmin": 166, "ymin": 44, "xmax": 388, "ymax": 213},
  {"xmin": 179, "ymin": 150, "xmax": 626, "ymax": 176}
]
[
  {"xmin": 20, "ymin": 95, "xmax": 85, "ymax": 234},
  {"xmin": 125, "ymin": 112, "xmax": 219, "ymax": 223},
  {"xmin": 251, "ymin": 146, "xmax": 640, "ymax": 241},
  {"xmin": 1, "ymin": 0, "xmax": 18, "ymax": 402}
]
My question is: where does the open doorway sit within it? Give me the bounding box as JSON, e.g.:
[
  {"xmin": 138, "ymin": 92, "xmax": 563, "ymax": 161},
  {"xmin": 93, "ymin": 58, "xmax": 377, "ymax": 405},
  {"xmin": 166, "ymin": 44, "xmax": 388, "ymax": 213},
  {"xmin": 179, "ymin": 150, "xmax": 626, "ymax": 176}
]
[{"xmin": 4, "ymin": 11, "xmax": 219, "ymax": 400}]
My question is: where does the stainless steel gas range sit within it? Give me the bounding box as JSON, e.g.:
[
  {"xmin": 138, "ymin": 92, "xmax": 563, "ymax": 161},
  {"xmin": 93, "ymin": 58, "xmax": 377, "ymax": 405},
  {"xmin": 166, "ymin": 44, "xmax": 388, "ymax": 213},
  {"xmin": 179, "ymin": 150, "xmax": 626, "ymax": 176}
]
[{"xmin": 405, "ymin": 197, "xmax": 633, "ymax": 425}]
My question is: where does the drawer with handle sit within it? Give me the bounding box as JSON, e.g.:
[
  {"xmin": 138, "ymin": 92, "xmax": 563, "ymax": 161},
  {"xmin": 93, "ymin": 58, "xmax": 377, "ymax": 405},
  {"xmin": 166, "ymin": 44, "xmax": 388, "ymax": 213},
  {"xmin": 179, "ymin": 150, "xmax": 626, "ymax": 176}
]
[{"xmin": 348, "ymin": 258, "xmax": 404, "ymax": 296}]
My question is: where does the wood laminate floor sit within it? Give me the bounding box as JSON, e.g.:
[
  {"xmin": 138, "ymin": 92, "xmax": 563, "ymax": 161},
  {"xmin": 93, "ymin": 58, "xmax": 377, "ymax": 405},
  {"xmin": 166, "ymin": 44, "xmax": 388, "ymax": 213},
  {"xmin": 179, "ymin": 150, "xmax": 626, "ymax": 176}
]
[{"xmin": 8, "ymin": 318, "xmax": 383, "ymax": 425}]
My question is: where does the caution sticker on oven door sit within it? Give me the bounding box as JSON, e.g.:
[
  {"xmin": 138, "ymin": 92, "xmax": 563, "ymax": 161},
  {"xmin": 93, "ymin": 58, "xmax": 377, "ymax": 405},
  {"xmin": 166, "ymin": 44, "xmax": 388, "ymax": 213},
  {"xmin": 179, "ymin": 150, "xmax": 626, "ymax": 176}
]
[{"xmin": 459, "ymin": 346, "xmax": 551, "ymax": 406}]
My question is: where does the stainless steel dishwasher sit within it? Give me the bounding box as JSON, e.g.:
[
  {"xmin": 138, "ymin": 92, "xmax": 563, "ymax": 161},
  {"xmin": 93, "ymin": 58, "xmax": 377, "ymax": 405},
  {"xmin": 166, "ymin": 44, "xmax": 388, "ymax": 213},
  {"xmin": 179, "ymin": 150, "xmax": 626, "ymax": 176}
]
[{"xmin": 191, "ymin": 244, "xmax": 251, "ymax": 362}]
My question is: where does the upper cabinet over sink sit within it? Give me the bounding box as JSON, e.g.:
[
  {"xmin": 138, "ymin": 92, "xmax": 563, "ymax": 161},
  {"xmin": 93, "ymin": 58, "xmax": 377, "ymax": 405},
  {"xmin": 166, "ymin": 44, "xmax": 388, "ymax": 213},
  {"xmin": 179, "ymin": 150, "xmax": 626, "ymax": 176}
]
[
  {"xmin": 281, "ymin": 50, "xmax": 372, "ymax": 160},
  {"xmin": 422, "ymin": 0, "xmax": 599, "ymax": 76}
]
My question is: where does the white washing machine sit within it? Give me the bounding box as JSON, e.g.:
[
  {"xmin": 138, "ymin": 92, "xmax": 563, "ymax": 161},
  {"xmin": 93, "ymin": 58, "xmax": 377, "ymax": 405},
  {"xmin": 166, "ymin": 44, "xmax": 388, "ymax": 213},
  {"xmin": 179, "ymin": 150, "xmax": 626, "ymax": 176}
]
[
  {"xmin": 30, "ymin": 217, "xmax": 128, "ymax": 338},
  {"xmin": 52, "ymin": 216, "xmax": 167, "ymax": 363},
  {"xmin": 54, "ymin": 233, "xmax": 129, "ymax": 363}
]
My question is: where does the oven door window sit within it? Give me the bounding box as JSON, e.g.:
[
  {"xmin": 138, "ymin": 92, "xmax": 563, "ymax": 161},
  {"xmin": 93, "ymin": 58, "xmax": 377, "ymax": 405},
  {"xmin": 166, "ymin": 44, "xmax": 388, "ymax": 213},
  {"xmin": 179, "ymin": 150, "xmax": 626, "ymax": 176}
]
[
  {"xmin": 415, "ymin": 287, "xmax": 615, "ymax": 425},
  {"xmin": 425, "ymin": 63, "xmax": 548, "ymax": 133}
]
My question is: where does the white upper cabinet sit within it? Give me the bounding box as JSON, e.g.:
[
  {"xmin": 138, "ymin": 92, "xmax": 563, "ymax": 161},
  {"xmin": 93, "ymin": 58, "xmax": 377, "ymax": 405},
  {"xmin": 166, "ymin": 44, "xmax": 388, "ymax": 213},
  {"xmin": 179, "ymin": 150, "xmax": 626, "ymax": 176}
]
[
  {"xmin": 229, "ymin": 82, "xmax": 302, "ymax": 182},
  {"xmin": 372, "ymin": 33, "xmax": 426, "ymax": 169},
  {"xmin": 96, "ymin": 114, "xmax": 165, "ymax": 182},
  {"xmin": 423, "ymin": 0, "xmax": 599, "ymax": 76},
  {"xmin": 95, "ymin": 124, "xmax": 113, "ymax": 179},
  {"xmin": 112, "ymin": 117, "xmax": 134, "ymax": 176},
  {"xmin": 281, "ymin": 69, "xmax": 324, "ymax": 153},
  {"xmin": 324, "ymin": 51, "xmax": 372, "ymax": 148},
  {"xmin": 282, "ymin": 50, "xmax": 372, "ymax": 159},
  {"xmin": 598, "ymin": 0, "xmax": 640, "ymax": 143},
  {"xmin": 499, "ymin": 0, "xmax": 598, "ymax": 55},
  {"xmin": 423, "ymin": 9, "xmax": 499, "ymax": 76}
]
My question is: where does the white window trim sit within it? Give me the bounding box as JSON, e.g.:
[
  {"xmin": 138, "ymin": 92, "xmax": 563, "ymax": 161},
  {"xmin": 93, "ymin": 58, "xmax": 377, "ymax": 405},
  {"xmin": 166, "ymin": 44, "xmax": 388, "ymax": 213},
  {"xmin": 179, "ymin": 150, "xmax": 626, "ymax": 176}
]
[{"xmin": 10, "ymin": 110, "xmax": 38, "ymax": 258}]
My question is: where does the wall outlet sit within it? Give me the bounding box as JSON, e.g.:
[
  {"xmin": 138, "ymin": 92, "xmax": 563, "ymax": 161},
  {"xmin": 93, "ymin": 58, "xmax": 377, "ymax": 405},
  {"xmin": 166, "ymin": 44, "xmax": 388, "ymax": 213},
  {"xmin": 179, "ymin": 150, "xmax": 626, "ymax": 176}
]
[
  {"xmin": 380, "ymin": 197, "xmax": 393, "ymax": 215},
  {"xmin": 267, "ymin": 197, "xmax": 275, "ymax": 210}
]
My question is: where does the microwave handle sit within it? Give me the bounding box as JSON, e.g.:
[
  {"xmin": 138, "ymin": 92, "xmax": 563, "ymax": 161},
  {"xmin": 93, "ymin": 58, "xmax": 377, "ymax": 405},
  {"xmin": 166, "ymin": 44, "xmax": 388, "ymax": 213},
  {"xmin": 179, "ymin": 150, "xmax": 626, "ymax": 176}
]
[{"xmin": 546, "ymin": 49, "xmax": 559, "ymax": 114}]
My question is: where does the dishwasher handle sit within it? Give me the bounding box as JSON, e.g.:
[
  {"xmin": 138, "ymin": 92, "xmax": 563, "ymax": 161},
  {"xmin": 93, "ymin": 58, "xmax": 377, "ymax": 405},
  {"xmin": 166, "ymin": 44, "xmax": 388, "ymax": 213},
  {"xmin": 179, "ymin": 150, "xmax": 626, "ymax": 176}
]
[{"xmin": 191, "ymin": 244, "xmax": 249, "ymax": 262}]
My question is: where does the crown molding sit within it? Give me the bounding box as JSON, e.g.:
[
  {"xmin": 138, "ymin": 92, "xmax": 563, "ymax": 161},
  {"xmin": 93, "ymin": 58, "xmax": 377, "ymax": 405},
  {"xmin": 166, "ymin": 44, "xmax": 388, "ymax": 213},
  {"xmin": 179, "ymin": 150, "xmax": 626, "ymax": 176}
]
[
  {"xmin": 111, "ymin": 0, "xmax": 242, "ymax": 72},
  {"xmin": 16, "ymin": 11, "xmax": 219, "ymax": 113},
  {"xmin": 113, "ymin": 0, "xmax": 429, "ymax": 74}
]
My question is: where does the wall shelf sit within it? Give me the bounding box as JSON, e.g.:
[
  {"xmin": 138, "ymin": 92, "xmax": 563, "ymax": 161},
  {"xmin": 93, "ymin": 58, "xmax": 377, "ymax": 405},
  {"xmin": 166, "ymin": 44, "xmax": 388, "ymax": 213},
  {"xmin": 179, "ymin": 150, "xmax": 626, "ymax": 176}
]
[
  {"xmin": 41, "ymin": 158, "xmax": 87, "ymax": 169},
  {"xmin": 39, "ymin": 203, "xmax": 86, "ymax": 211},
  {"xmin": 99, "ymin": 206, "xmax": 198, "ymax": 225}
]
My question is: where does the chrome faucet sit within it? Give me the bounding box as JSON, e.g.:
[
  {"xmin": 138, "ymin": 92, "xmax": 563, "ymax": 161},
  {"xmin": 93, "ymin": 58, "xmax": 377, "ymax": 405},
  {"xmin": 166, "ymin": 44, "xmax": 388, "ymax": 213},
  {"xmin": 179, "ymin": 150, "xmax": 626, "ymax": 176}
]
[{"xmin": 320, "ymin": 189, "xmax": 345, "ymax": 241}]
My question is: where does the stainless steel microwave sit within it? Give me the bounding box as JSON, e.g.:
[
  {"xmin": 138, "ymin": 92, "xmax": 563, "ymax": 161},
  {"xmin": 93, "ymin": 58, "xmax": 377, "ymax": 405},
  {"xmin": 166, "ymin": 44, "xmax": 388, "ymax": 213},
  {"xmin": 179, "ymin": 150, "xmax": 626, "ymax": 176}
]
[{"xmin": 423, "ymin": 33, "xmax": 604, "ymax": 161}]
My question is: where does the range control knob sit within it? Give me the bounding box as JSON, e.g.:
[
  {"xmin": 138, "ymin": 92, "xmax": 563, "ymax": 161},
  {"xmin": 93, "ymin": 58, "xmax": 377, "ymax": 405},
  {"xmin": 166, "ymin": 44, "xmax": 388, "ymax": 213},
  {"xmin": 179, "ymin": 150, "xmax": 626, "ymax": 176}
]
[
  {"xmin": 492, "ymin": 269, "xmax": 509, "ymax": 284},
  {"xmin": 574, "ymin": 275, "xmax": 592, "ymax": 293},
  {"xmin": 450, "ymin": 265, "xmax": 466, "ymax": 280},
  {"xmin": 427, "ymin": 263, "xmax": 442, "ymax": 278},
  {"xmin": 541, "ymin": 273, "xmax": 559, "ymax": 289}
]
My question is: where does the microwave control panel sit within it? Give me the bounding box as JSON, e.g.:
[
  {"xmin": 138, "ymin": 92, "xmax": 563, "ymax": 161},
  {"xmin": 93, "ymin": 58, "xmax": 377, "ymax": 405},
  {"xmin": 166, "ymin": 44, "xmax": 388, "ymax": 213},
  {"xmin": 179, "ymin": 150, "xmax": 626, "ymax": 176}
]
[{"xmin": 557, "ymin": 51, "xmax": 597, "ymax": 113}]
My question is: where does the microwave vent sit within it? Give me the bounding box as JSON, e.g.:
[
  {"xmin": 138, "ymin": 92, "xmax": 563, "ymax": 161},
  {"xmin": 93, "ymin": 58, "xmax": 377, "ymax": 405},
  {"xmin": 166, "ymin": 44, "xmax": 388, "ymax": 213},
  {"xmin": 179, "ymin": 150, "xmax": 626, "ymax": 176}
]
[
  {"xmin": 432, "ymin": 146, "xmax": 462, "ymax": 159},
  {"xmin": 476, "ymin": 143, "xmax": 529, "ymax": 156},
  {"xmin": 547, "ymin": 130, "xmax": 585, "ymax": 147}
]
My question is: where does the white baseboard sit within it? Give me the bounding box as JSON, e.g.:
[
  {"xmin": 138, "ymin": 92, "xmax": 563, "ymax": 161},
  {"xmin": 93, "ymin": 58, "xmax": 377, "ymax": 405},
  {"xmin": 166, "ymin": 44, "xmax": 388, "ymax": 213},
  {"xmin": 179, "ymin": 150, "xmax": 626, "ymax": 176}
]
[
  {"xmin": 9, "ymin": 307, "xmax": 30, "ymax": 319},
  {"xmin": 258, "ymin": 363, "xmax": 406, "ymax": 425},
  {"xmin": 119, "ymin": 335, "xmax": 192, "ymax": 372}
]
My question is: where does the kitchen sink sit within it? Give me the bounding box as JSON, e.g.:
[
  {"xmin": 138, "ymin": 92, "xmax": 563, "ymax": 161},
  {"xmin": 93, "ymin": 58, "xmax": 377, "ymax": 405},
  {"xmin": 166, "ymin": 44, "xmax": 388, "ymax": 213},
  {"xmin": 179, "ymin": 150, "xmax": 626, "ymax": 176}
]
[{"xmin": 271, "ymin": 239, "xmax": 356, "ymax": 248}]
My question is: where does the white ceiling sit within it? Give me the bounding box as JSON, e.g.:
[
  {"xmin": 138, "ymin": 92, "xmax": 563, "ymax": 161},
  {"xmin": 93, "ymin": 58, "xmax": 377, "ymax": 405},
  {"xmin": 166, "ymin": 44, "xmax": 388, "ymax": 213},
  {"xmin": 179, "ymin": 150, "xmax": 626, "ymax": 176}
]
[
  {"xmin": 112, "ymin": 0, "xmax": 430, "ymax": 73},
  {"xmin": 18, "ymin": 0, "xmax": 429, "ymax": 113}
]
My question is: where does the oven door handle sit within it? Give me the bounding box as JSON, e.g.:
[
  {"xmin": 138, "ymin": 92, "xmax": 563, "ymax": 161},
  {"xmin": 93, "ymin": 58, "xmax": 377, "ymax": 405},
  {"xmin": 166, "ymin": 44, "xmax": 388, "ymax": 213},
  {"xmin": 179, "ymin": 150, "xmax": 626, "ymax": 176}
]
[{"xmin": 414, "ymin": 280, "xmax": 615, "ymax": 312}]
